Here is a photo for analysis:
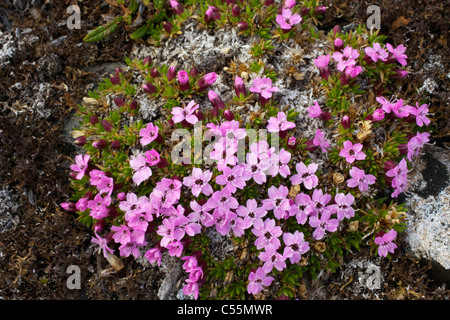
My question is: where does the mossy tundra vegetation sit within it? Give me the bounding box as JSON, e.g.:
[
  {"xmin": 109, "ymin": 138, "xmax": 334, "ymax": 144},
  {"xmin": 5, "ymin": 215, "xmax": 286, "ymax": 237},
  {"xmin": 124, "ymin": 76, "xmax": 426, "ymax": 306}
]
[{"xmin": 61, "ymin": 0, "xmax": 434, "ymax": 300}]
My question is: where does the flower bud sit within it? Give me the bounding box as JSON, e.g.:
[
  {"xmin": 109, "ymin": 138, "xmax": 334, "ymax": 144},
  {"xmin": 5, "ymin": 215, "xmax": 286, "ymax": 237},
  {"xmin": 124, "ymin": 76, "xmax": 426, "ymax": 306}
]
[
  {"xmin": 208, "ymin": 90, "xmax": 226, "ymax": 109},
  {"xmin": 167, "ymin": 65, "xmax": 177, "ymax": 81},
  {"xmin": 74, "ymin": 136, "xmax": 87, "ymax": 146},
  {"xmin": 143, "ymin": 55, "xmax": 152, "ymax": 66},
  {"xmin": 234, "ymin": 76, "xmax": 247, "ymax": 97},
  {"xmin": 61, "ymin": 202, "xmax": 77, "ymax": 212},
  {"xmin": 334, "ymin": 38, "xmax": 344, "ymax": 51},
  {"xmin": 300, "ymin": 7, "xmax": 311, "ymax": 16},
  {"xmin": 162, "ymin": 21, "xmax": 173, "ymax": 33},
  {"xmin": 210, "ymin": 107, "xmax": 219, "ymax": 118},
  {"xmin": 156, "ymin": 157, "xmax": 169, "ymax": 169},
  {"xmin": 372, "ymin": 109, "xmax": 385, "ymax": 122},
  {"xmin": 151, "ymin": 68, "xmax": 160, "ymax": 78},
  {"xmin": 114, "ymin": 97, "xmax": 125, "ymax": 107},
  {"xmin": 177, "ymin": 70, "xmax": 190, "ymax": 91},
  {"xmin": 304, "ymin": 139, "xmax": 318, "ymax": 151},
  {"xmin": 197, "ymin": 72, "xmax": 217, "ymax": 92},
  {"xmin": 314, "ymin": 6, "xmax": 327, "ymax": 14},
  {"xmin": 129, "ymin": 100, "xmax": 138, "ymax": 110},
  {"xmin": 101, "ymin": 120, "xmax": 114, "ymax": 132},
  {"xmin": 90, "ymin": 115, "xmax": 99, "ymax": 125},
  {"xmin": 143, "ymin": 82, "xmax": 157, "ymax": 94},
  {"xmin": 94, "ymin": 220, "xmax": 105, "ymax": 232},
  {"xmin": 392, "ymin": 69, "xmax": 408, "ymax": 79},
  {"xmin": 332, "ymin": 25, "xmax": 341, "ymax": 36},
  {"xmin": 237, "ymin": 21, "xmax": 249, "ymax": 31},
  {"xmin": 117, "ymin": 192, "xmax": 126, "ymax": 201},
  {"xmin": 223, "ymin": 110, "xmax": 235, "ymax": 121},
  {"xmin": 205, "ymin": 6, "xmax": 220, "ymax": 24},
  {"xmin": 189, "ymin": 67, "xmax": 198, "ymax": 78},
  {"xmin": 287, "ymin": 136, "xmax": 297, "ymax": 149},
  {"xmin": 319, "ymin": 111, "xmax": 331, "ymax": 121},
  {"xmin": 110, "ymin": 75, "xmax": 120, "ymax": 85},
  {"xmin": 194, "ymin": 109, "xmax": 204, "ymax": 121},
  {"xmin": 111, "ymin": 140, "xmax": 121, "ymax": 149},
  {"xmin": 231, "ymin": 5, "xmax": 240, "ymax": 17},
  {"xmin": 264, "ymin": 0, "xmax": 274, "ymax": 5},
  {"xmin": 115, "ymin": 68, "xmax": 122, "ymax": 77},
  {"xmin": 93, "ymin": 139, "xmax": 107, "ymax": 150},
  {"xmin": 341, "ymin": 115, "xmax": 351, "ymax": 129},
  {"xmin": 170, "ymin": 0, "xmax": 184, "ymax": 15}
]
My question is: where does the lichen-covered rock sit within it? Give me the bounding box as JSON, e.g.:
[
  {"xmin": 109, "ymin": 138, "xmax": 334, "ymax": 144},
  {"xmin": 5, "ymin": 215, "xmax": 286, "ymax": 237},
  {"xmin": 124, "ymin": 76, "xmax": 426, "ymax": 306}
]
[{"xmin": 405, "ymin": 144, "xmax": 450, "ymax": 283}]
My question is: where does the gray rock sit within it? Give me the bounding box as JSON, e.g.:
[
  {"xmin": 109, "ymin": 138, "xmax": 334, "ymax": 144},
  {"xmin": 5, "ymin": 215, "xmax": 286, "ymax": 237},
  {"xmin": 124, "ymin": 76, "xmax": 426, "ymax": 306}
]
[
  {"xmin": 405, "ymin": 144, "xmax": 450, "ymax": 284},
  {"xmin": 157, "ymin": 255, "xmax": 183, "ymax": 300}
]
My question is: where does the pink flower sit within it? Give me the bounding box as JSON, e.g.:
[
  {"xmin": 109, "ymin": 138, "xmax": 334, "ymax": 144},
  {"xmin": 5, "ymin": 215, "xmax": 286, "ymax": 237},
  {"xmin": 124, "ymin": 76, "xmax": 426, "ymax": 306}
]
[
  {"xmin": 313, "ymin": 55, "xmax": 331, "ymax": 80},
  {"xmin": 391, "ymin": 99, "xmax": 411, "ymax": 118},
  {"xmin": 183, "ymin": 167, "xmax": 213, "ymax": 197},
  {"xmin": 145, "ymin": 247, "xmax": 162, "ymax": 266},
  {"xmin": 385, "ymin": 158, "xmax": 409, "ymax": 197},
  {"xmin": 262, "ymin": 185, "xmax": 291, "ymax": 220},
  {"xmin": 111, "ymin": 224, "xmax": 132, "ymax": 245},
  {"xmin": 156, "ymin": 178, "xmax": 182, "ymax": 204},
  {"xmin": 247, "ymin": 267, "xmax": 274, "ymax": 295},
  {"xmin": 166, "ymin": 240, "xmax": 184, "ymax": 257},
  {"xmin": 374, "ymin": 229, "xmax": 397, "ymax": 257},
  {"xmin": 206, "ymin": 187, "xmax": 239, "ymax": 214},
  {"xmin": 266, "ymin": 112, "xmax": 296, "ymax": 133},
  {"xmin": 365, "ymin": 42, "xmax": 388, "ymax": 62},
  {"xmin": 205, "ymin": 5, "xmax": 221, "ymax": 22},
  {"xmin": 310, "ymin": 188, "xmax": 332, "ymax": 217},
  {"xmin": 339, "ymin": 140, "xmax": 366, "ymax": 163},
  {"xmin": 87, "ymin": 193, "xmax": 111, "ymax": 219},
  {"xmin": 312, "ymin": 129, "xmax": 330, "ymax": 152},
  {"xmin": 119, "ymin": 193, "xmax": 149, "ymax": 218},
  {"xmin": 307, "ymin": 101, "xmax": 322, "ymax": 118},
  {"xmin": 96, "ymin": 174, "xmax": 114, "ymax": 196},
  {"xmin": 130, "ymin": 153, "xmax": 152, "ymax": 186},
  {"xmin": 411, "ymin": 102, "xmax": 430, "ymax": 127},
  {"xmin": 258, "ymin": 244, "xmax": 286, "ymax": 273},
  {"xmin": 289, "ymin": 161, "xmax": 319, "ymax": 190},
  {"xmin": 330, "ymin": 193, "xmax": 355, "ymax": 221},
  {"xmin": 267, "ymin": 148, "xmax": 291, "ymax": 178},
  {"xmin": 372, "ymin": 108, "xmax": 385, "ymax": 122},
  {"xmin": 332, "ymin": 46, "xmax": 359, "ymax": 71},
  {"xmin": 171, "ymin": 100, "xmax": 199, "ymax": 124},
  {"xmin": 177, "ymin": 70, "xmax": 190, "ymax": 91},
  {"xmin": 183, "ymin": 279, "xmax": 200, "ymax": 300},
  {"xmin": 282, "ymin": 231, "xmax": 310, "ymax": 264},
  {"xmin": 249, "ymin": 76, "xmax": 279, "ymax": 99},
  {"xmin": 70, "ymin": 154, "xmax": 90, "ymax": 180},
  {"xmin": 236, "ymin": 199, "xmax": 267, "ymax": 229},
  {"xmin": 188, "ymin": 200, "xmax": 215, "ymax": 227},
  {"xmin": 347, "ymin": 167, "xmax": 377, "ymax": 192},
  {"xmin": 252, "ymin": 218, "xmax": 283, "ymax": 250},
  {"xmin": 309, "ymin": 211, "xmax": 339, "ymax": 240},
  {"xmin": 144, "ymin": 149, "xmax": 160, "ymax": 166},
  {"xmin": 89, "ymin": 169, "xmax": 106, "ymax": 186},
  {"xmin": 275, "ymin": 8, "xmax": 302, "ymax": 30},
  {"xmin": 290, "ymin": 193, "xmax": 313, "ymax": 225},
  {"xmin": 139, "ymin": 122, "xmax": 159, "ymax": 146},
  {"xmin": 386, "ymin": 43, "xmax": 407, "ymax": 66},
  {"xmin": 91, "ymin": 232, "xmax": 114, "ymax": 258},
  {"xmin": 376, "ymin": 96, "xmax": 395, "ymax": 113},
  {"xmin": 228, "ymin": 212, "xmax": 247, "ymax": 237},
  {"xmin": 407, "ymin": 132, "xmax": 430, "ymax": 161},
  {"xmin": 215, "ymin": 165, "xmax": 247, "ymax": 193},
  {"xmin": 157, "ymin": 218, "xmax": 177, "ymax": 247},
  {"xmin": 241, "ymin": 153, "xmax": 272, "ymax": 185},
  {"xmin": 169, "ymin": 0, "xmax": 184, "ymax": 15}
]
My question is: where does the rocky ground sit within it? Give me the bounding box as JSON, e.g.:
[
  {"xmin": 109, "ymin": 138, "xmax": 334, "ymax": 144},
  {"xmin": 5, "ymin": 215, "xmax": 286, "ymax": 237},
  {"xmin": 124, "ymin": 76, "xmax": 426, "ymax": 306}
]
[{"xmin": 0, "ymin": 0, "xmax": 448, "ymax": 299}]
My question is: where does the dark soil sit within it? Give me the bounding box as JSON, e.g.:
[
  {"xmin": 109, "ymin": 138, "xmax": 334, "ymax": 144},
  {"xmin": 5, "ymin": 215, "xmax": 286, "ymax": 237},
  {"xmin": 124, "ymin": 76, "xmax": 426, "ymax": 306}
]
[{"xmin": 0, "ymin": 0, "xmax": 448, "ymax": 299}]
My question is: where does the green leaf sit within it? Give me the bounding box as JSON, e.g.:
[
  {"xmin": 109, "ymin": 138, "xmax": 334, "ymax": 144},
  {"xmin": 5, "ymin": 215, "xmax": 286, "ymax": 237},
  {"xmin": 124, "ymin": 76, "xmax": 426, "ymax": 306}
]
[
  {"xmin": 130, "ymin": 24, "xmax": 148, "ymax": 40},
  {"xmin": 83, "ymin": 17, "xmax": 123, "ymax": 43}
]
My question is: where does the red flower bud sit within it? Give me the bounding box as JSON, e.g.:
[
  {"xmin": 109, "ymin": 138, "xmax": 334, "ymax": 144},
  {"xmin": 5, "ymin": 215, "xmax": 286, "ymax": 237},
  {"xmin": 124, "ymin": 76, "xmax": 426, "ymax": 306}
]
[
  {"xmin": 94, "ymin": 220, "xmax": 105, "ymax": 232},
  {"xmin": 151, "ymin": 68, "xmax": 160, "ymax": 78},
  {"xmin": 93, "ymin": 139, "xmax": 107, "ymax": 149},
  {"xmin": 111, "ymin": 140, "xmax": 121, "ymax": 149},
  {"xmin": 110, "ymin": 76, "xmax": 120, "ymax": 85},
  {"xmin": 223, "ymin": 110, "xmax": 235, "ymax": 121},
  {"xmin": 167, "ymin": 65, "xmax": 177, "ymax": 81},
  {"xmin": 234, "ymin": 76, "xmax": 247, "ymax": 97},
  {"xmin": 143, "ymin": 55, "xmax": 152, "ymax": 66},
  {"xmin": 237, "ymin": 21, "xmax": 249, "ymax": 31},
  {"xmin": 101, "ymin": 120, "xmax": 113, "ymax": 132},
  {"xmin": 90, "ymin": 115, "xmax": 99, "ymax": 125},
  {"xmin": 114, "ymin": 97, "xmax": 125, "ymax": 107},
  {"xmin": 231, "ymin": 5, "xmax": 240, "ymax": 17},
  {"xmin": 156, "ymin": 157, "xmax": 169, "ymax": 169},
  {"xmin": 162, "ymin": 21, "xmax": 173, "ymax": 33},
  {"xmin": 129, "ymin": 100, "xmax": 138, "ymax": 110},
  {"xmin": 61, "ymin": 202, "xmax": 77, "ymax": 212},
  {"xmin": 74, "ymin": 136, "xmax": 87, "ymax": 146},
  {"xmin": 143, "ymin": 83, "xmax": 157, "ymax": 94},
  {"xmin": 208, "ymin": 90, "xmax": 226, "ymax": 109},
  {"xmin": 341, "ymin": 115, "xmax": 351, "ymax": 129}
]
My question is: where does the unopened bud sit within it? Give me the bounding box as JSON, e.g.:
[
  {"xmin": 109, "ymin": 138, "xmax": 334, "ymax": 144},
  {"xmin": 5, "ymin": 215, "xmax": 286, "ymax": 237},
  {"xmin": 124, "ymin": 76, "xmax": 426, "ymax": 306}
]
[
  {"xmin": 90, "ymin": 115, "xmax": 99, "ymax": 125},
  {"xmin": 94, "ymin": 220, "xmax": 105, "ymax": 232},
  {"xmin": 61, "ymin": 202, "xmax": 77, "ymax": 212},
  {"xmin": 101, "ymin": 120, "xmax": 114, "ymax": 132},
  {"xmin": 194, "ymin": 109, "xmax": 204, "ymax": 121},
  {"xmin": 74, "ymin": 136, "xmax": 87, "ymax": 146},
  {"xmin": 162, "ymin": 21, "xmax": 173, "ymax": 33},
  {"xmin": 231, "ymin": 5, "xmax": 240, "ymax": 17},
  {"xmin": 319, "ymin": 111, "xmax": 331, "ymax": 121},
  {"xmin": 197, "ymin": 72, "xmax": 217, "ymax": 92},
  {"xmin": 110, "ymin": 75, "xmax": 120, "ymax": 85},
  {"xmin": 234, "ymin": 76, "xmax": 247, "ymax": 97},
  {"xmin": 314, "ymin": 6, "xmax": 327, "ymax": 14},
  {"xmin": 342, "ymin": 115, "xmax": 351, "ymax": 129},
  {"xmin": 287, "ymin": 136, "xmax": 297, "ymax": 149},
  {"xmin": 111, "ymin": 140, "xmax": 121, "ymax": 149},
  {"xmin": 208, "ymin": 90, "xmax": 226, "ymax": 109},
  {"xmin": 115, "ymin": 68, "xmax": 122, "ymax": 77},
  {"xmin": 237, "ymin": 21, "xmax": 249, "ymax": 31},
  {"xmin": 151, "ymin": 68, "xmax": 160, "ymax": 78},
  {"xmin": 334, "ymin": 38, "xmax": 344, "ymax": 51},
  {"xmin": 177, "ymin": 70, "xmax": 190, "ymax": 91},
  {"xmin": 167, "ymin": 65, "xmax": 177, "ymax": 81},
  {"xmin": 143, "ymin": 82, "xmax": 157, "ymax": 94},
  {"xmin": 143, "ymin": 55, "xmax": 152, "ymax": 66},
  {"xmin": 170, "ymin": 0, "xmax": 184, "ymax": 15},
  {"xmin": 93, "ymin": 139, "xmax": 107, "ymax": 150},
  {"xmin": 129, "ymin": 100, "xmax": 138, "ymax": 110},
  {"xmin": 223, "ymin": 110, "xmax": 235, "ymax": 121},
  {"xmin": 114, "ymin": 97, "xmax": 125, "ymax": 107}
]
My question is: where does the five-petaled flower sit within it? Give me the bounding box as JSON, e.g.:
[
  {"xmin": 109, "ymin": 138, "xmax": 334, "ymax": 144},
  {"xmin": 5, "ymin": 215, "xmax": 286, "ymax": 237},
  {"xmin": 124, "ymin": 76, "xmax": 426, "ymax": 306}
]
[
  {"xmin": 332, "ymin": 46, "xmax": 359, "ymax": 71},
  {"xmin": 171, "ymin": 100, "xmax": 199, "ymax": 124},
  {"xmin": 339, "ymin": 140, "xmax": 366, "ymax": 163},
  {"xmin": 347, "ymin": 167, "xmax": 377, "ymax": 192},
  {"xmin": 374, "ymin": 229, "xmax": 398, "ymax": 257},
  {"xmin": 276, "ymin": 8, "xmax": 302, "ymax": 31},
  {"xmin": 249, "ymin": 76, "xmax": 279, "ymax": 100}
]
